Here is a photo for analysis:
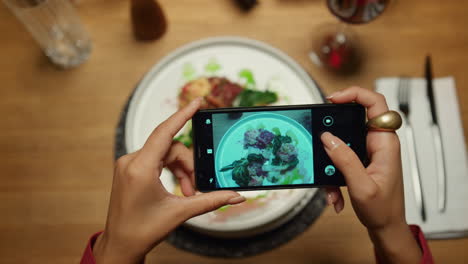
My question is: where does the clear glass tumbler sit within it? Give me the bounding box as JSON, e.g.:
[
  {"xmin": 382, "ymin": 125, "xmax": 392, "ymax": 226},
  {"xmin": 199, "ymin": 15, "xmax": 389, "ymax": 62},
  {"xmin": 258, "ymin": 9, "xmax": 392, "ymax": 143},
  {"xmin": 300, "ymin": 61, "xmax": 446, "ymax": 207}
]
[{"xmin": 3, "ymin": 0, "xmax": 92, "ymax": 68}]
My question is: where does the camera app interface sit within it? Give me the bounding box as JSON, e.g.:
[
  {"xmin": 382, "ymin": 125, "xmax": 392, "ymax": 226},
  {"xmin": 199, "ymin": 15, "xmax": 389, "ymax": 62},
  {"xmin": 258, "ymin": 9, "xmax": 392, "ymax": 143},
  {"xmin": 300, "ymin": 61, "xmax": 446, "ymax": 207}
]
[{"xmin": 211, "ymin": 110, "xmax": 313, "ymax": 188}]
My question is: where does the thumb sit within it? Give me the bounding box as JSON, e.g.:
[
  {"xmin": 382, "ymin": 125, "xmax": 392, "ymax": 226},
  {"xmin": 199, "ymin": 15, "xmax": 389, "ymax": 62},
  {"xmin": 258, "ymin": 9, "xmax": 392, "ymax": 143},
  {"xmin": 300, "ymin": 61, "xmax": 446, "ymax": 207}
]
[
  {"xmin": 181, "ymin": 191, "xmax": 245, "ymax": 219},
  {"xmin": 320, "ymin": 132, "xmax": 377, "ymax": 199}
]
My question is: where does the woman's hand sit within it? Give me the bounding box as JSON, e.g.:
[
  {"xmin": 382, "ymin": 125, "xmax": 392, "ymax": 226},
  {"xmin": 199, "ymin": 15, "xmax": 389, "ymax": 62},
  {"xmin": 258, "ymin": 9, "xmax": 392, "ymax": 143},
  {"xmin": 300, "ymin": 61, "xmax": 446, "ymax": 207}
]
[
  {"xmin": 322, "ymin": 87, "xmax": 422, "ymax": 264},
  {"xmin": 92, "ymin": 98, "xmax": 245, "ymax": 264}
]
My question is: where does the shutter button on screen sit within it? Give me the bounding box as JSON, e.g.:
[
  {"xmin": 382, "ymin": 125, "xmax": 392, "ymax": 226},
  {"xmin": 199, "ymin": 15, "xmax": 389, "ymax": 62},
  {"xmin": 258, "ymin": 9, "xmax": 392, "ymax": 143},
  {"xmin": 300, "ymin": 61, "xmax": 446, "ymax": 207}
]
[{"xmin": 323, "ymin": 116, "xmax": 334, "ymax": 127}]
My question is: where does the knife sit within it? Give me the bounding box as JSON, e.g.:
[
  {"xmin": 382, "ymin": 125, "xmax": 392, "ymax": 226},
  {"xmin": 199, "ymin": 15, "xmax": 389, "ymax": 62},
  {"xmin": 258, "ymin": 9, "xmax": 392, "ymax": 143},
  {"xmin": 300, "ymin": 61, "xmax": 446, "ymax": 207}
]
[{"xmin": 425, "ymin": 55, "xmax": 447, "ymax": 213}]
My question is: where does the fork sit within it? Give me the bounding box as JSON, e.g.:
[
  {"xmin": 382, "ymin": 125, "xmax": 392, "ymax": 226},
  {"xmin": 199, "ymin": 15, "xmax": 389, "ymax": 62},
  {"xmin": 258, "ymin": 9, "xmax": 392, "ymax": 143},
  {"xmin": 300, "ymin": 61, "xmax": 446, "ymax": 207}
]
[{"xmin": 398, "ymin": 78, "xmax": 427, "ymax": 222}]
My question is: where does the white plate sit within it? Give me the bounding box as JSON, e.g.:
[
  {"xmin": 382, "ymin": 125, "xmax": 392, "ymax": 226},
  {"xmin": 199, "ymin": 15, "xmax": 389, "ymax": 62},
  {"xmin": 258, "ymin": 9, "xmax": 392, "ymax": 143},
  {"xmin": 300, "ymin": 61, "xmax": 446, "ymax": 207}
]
[{"xmin": 124, "ymin": 36, "xmax": 324, "ymax": 233}]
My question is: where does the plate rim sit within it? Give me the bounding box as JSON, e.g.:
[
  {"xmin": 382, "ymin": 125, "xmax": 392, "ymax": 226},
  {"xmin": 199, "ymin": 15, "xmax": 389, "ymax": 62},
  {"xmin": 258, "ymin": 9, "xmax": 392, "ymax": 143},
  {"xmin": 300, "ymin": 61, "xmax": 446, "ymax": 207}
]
[
  {"xmin": 123, "ymin": 36, "xmax": 324, "ymax": 233},
  {"xmin": 185, "ymin": 188, "xmax": 317, "ymax": 237},
  {"xmin": 125, "ymin": 36, "xmax": 324, "ymax": 153}
]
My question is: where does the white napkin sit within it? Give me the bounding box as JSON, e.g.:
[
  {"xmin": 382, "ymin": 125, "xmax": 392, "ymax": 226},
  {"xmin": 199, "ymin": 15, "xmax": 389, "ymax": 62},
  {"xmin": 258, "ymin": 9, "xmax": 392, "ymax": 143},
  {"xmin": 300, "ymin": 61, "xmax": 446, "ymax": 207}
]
[{"xmin": 376, "ymin": 77, "xmax": 468, "ymax": 239}]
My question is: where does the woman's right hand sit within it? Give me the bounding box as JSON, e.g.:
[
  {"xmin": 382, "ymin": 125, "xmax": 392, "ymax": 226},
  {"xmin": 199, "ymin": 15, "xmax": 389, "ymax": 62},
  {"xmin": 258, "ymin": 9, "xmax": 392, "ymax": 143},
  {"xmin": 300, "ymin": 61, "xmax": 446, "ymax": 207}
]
[{"xmin": 322, "ymin": 87, "xmax": 422, "ymax": 264}]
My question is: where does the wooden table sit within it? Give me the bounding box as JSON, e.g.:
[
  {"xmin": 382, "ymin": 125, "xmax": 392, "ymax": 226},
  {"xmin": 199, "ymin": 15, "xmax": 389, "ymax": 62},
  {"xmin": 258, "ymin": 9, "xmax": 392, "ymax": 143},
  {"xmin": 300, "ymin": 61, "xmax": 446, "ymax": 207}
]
[{"xmin": 1, "ymin": 0, "xmax": 467, "ymax": 263}]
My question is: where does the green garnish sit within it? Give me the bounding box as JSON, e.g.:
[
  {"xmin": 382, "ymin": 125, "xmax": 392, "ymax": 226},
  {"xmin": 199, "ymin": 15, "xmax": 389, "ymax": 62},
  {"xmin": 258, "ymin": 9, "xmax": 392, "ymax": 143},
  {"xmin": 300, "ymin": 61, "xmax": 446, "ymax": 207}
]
[
  {"xmin": 239, "ymin": 69, "xmax": 256, "ymax": 90},
  {"xmin": 182, "ymin": 63, "xmax": 197, "ymax": 81},
  {"xmin": 279, "ymin": 168, "xmax": 303, "ymax": 185},
  {"xmin": 271, "ymin": 135, "xmax": 292, "ymax": 163},
  {"xmin": 218, "ymin": 205, "xmax": 230, "ymax": 211},
  {"xmin": 272, "ymin": 127, "xmax": 281, "ymax": 136},
  {"xmin": 237, "ymin": 89, "xmax": 278, "ymax": 107},
  {"xmin": 174, "ymin": 128, "xmax": 193, "ymax": 147},
  {"xmin": 286, "ymin": 130, "xmax": 298, "ymax": 144},
  {"xmin": 205, "ymin": 59, "xmax": 221, "ymax": 74}
]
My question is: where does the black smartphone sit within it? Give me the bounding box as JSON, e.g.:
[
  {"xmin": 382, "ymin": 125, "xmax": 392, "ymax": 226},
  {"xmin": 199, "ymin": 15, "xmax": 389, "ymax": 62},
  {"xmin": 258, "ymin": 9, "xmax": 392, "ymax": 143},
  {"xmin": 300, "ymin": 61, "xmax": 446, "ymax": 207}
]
[{"xmin": 192, "ymin": 103, "xmax": 367, "ymax": 192}]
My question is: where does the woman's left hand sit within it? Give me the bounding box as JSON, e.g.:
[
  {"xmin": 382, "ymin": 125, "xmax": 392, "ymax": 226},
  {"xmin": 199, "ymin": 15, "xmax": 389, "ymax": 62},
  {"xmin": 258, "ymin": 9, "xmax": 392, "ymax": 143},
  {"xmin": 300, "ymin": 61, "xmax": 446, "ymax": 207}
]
[{"xmin": 92, "ymin": 98, "xmax": 245, "ymax": 264}]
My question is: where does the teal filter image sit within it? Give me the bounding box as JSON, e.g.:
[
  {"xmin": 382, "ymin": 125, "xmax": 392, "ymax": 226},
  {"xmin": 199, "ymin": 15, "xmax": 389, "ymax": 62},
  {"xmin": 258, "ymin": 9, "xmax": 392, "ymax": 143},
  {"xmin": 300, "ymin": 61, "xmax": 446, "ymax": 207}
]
[{"xmin": 213, "ymin": 111, "xmax": 313, "ymax": 188}]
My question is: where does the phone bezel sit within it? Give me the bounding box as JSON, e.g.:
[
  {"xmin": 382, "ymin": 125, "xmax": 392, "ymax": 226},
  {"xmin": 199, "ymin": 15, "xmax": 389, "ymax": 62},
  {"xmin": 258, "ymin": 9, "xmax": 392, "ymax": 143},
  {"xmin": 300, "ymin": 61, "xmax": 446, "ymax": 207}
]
[{"xmin": 192, "ymin": 103, "xmax": 367, "ymax": 192}]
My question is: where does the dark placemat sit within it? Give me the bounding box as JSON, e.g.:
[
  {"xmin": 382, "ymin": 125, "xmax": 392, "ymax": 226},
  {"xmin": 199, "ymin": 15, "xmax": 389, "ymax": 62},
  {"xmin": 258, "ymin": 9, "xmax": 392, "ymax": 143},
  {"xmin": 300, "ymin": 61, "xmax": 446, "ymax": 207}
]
[
  {"xmin": 166, "ymin": 191, "xmax": 326, "ymax": 258},
  {"xmin": 114, "ymin": 91, "xmax": 326, "ymax": 258}
]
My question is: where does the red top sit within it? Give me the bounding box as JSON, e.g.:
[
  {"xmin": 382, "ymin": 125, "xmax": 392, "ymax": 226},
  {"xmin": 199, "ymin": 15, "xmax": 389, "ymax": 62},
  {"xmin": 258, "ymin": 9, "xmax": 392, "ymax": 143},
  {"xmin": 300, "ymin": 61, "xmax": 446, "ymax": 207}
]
[
  {"xmin": 80, "ymin": 225, "xmax": 433, "ymax": 264},
  {"xmin": 410, "ymin": 225, "xmax": 434, "ymax": 264}
]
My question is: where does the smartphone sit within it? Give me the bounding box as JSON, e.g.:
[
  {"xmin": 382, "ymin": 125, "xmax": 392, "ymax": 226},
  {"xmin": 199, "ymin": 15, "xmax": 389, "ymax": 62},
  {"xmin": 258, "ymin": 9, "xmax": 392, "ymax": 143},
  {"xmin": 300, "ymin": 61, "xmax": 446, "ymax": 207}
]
[{"xmin": 192, "ymin": 103, "xmax": 367, "ymax": 192}]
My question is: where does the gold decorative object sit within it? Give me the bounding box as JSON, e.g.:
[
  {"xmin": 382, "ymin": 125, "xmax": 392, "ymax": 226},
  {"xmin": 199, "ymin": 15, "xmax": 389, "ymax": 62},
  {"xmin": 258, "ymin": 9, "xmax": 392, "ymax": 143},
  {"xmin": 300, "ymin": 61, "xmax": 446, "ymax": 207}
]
[{"xmin": 366, "ymin": 110, "xmax": 402, "ymax": 132}]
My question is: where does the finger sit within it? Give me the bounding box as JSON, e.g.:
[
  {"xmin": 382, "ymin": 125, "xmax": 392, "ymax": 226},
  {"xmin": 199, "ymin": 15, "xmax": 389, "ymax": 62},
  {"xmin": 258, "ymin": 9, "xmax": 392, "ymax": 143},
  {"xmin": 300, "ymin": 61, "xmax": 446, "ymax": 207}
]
[
  {"xmin": 333, "ymin": 189, "xmax": 344, "ymax": 214},
  {"xmin": 169, "ymin": 165, "xmax": 195, "ymax": 196},
  {"xmin": 180, "ymin": 191, "xmax": 245, "ymax": 219},
  {"xmin": 328, "ymin": 87, "xmax": 399, "ymax": 179},
  {"xmin": 164, "ymin": 141, "xmax": 196, "ymax": 196},
  {"xmin": 327, "ymin": 86, "xmax": 389, "ymax": 119},
  {"xmin": 165, "ymin": 141, "xmax": 196, "ymax": 188},
  {"xmin": 321, "ymin": 132, "xmax": 378, "ymax": 200},
  {"xmin": 164, "ymin": 141, "xmax": 195, "ymax": 176},
  {"xmin": 366, "ymin": 132, "xmax": 401, "ymax": 167},
  {"xmin": 325, "ymin": 187, "xmax": 345, "ymax": 214},
  {"xmin": 137, "ymin": 98, "xmax": 202, "ymax": 167},
  {"xmin": 325, "ymin": 187, "xmax": 340, "ymax": 204}
]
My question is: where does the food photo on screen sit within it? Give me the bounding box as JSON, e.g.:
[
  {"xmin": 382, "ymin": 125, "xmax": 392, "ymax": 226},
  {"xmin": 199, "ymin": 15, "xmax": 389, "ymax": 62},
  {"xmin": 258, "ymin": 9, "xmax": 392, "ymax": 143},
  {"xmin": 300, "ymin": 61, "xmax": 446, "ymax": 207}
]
[{"xmin": 212, "ymin": 110, "xmax": 314, "ymax": 188}]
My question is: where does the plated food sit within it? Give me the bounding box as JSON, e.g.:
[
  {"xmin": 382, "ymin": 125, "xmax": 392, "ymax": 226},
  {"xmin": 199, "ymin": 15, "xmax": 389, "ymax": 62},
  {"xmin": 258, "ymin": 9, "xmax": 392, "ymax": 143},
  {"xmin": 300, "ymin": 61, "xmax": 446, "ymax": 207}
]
[
  {"xmin": 178, "ymin": 77, "xmax": 243, "ymax": 109},
  {"xmin": 220, "ymin": 128, "xmax": 300, "ymax": 187},
  {"xmin": 215, "ymin": 112, "xmax": 313, "ymax": 189},
  {"xmin": 175, "ymin": 73, "xmax": 279, "ymax": 147}
]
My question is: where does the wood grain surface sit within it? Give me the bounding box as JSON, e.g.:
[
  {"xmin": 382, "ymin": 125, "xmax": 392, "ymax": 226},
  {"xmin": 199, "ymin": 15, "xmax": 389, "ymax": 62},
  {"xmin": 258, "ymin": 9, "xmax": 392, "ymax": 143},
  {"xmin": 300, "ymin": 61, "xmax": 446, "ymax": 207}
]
[{"xmin": 1, "ymin": 0, "xmax": 467, "ymax": 263}]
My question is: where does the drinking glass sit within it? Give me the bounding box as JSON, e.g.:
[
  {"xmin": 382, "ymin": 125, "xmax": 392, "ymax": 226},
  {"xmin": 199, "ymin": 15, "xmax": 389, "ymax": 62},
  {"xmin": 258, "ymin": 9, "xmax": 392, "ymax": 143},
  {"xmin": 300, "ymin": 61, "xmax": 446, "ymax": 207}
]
[
  {"xmin": 3, "ymin": 0, "xmax": 92, "ymax": 68},
  {"xmin": 328, "ymin": 0, "xmax": 389, "ymax": 24},
  {"xmin": 310, "ymin": 0, "xmax": 390, "ymax": 74}
]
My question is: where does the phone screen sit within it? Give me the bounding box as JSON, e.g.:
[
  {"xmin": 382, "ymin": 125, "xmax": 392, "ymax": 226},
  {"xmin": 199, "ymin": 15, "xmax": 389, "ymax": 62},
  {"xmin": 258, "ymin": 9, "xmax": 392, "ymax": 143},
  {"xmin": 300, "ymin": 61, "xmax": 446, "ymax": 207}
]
[{"xmin": 192, "ymin": 104, "xmax": 367, "ymax": 191}]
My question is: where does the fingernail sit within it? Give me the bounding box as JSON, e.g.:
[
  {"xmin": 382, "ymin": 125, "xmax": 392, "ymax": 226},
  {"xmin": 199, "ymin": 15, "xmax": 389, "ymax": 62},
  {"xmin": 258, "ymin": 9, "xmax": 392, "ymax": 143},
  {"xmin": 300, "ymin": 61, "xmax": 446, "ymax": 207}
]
[
  {"xmin": 321, "ymin": 132, "xmax": 341, "ymax": 151},
  {"xmin": 326, "ymin": 91, "xmax": 341, "ymax": 99},
  {"xmin": 327, "ymin": 193, "xmax": 334, "ymax": 205},
  {"xmin": 334, "ymin": 202, "xmax": 344, "ymax": 214},
  {"xmin": 228, "ymin": 195, "xmax": 246, "ymax": 205},
  {"xmin": 190, "ymin": 97, "xmax": 202, "ymax": 106}
]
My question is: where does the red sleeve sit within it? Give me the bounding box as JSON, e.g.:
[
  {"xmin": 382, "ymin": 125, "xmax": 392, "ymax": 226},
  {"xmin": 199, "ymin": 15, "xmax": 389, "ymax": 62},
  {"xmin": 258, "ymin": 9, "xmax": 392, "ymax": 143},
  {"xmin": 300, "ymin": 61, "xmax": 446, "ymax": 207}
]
[
  {"xmin": 80, "ymin": 231, "xmax": 103, "ymax": 264},
  {"xmin": 409, "ymin": 225, "xmax": 434, "ymax": 264},
  {"xmin": 375, "ymin": 225, "xmax": 434, "ymax": 264}
]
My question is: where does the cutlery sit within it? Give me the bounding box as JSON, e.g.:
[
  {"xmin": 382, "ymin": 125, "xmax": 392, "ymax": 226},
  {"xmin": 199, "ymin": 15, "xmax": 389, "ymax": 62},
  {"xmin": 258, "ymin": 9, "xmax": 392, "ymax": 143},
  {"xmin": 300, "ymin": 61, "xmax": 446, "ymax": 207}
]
[
  {"xmin": 398, "ymin": 77, "xmax": 426, "ymax": 222},
  {"xmin": 425, "ymin": 55, "xmax": 447, "ymax": 213}
]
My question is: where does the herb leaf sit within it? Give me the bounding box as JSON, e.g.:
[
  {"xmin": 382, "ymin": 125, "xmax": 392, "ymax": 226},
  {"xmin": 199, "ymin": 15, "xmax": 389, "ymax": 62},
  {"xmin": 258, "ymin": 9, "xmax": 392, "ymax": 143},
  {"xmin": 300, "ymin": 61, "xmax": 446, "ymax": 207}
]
[
  {"xmin": 238, "ymin": 89, "xmax": 278, "ymax": 107},
  {"xmin": 232, "ymin": 165, "xmax": 249, "ymax": 186},
  {"xmin": 220, "ymin": 159, "xmax": 248, "ymax": 171},
  {"xmin": 247, "ymin": 154, "xmax": 265, "ymax": 162},
  {"xmin": 174, "ymin": 131, "xmax": 192, "ymax": 147}
]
